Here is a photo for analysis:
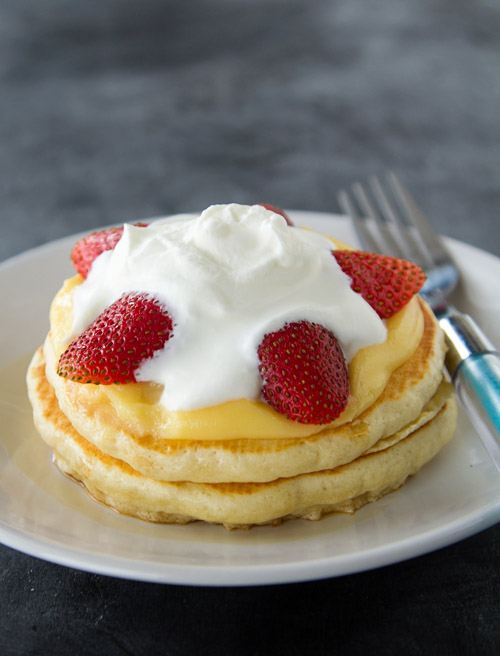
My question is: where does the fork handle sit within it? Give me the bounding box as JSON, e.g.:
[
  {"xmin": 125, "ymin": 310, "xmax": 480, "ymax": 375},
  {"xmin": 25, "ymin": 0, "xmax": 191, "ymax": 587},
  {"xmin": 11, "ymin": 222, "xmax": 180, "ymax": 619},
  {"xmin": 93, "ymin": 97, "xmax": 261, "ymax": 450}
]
[{"xmin": 439, "ymin": 311, "xmax": 500, "ymax": 471}]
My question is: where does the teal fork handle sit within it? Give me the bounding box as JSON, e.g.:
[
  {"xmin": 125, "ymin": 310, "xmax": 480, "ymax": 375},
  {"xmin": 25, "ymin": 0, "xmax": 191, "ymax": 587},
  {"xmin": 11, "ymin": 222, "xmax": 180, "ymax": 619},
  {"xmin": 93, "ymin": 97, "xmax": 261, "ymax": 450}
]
[{"xmin": 454, "ymin": 352, "xmax": 500, "ymax": 471}]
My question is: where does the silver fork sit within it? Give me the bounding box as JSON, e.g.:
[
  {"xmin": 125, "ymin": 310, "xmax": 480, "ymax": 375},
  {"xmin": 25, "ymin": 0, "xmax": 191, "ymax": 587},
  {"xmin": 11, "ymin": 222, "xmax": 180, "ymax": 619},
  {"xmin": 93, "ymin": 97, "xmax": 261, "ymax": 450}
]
[{"xmin": 338, "ymin": 172, "xmax": 500, "ymax": 471}]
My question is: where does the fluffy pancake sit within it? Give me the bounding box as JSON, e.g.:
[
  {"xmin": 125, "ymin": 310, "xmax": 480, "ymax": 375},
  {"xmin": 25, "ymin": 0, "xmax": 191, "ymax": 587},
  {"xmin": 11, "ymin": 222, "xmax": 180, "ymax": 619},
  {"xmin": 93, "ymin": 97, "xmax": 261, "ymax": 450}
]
[
  {"xmin": 38, "ymin": 297, "xmax": 445, "ymax": 483},
  {"xmin": 45, "ymin": 274, "xmax": 424, "ymax": 442},
  {"xmin": 26, "ymin": 214, "xmax": 458, "ymax": 527},
  {"xmin": 27, "ymin": 347, "xmax": 457, "ymax": 528}
]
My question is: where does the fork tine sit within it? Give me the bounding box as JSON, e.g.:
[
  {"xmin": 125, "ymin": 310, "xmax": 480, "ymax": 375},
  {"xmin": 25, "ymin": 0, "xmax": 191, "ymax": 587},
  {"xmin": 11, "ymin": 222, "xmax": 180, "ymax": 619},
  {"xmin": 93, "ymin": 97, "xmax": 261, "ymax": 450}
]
[
  {"xmin": 387, "ymin": 172, "xmax": 451, "ymax": 266},
  {"xmin": 351, "ymin": 182, "xmax": 407, "ymax": 259},
  {"xmin": 368, "ymin": 175, "xmax": 432, "ymax": 268},
  {"xmin": 337, "ymin": 190, "xmax": 381, "ymax": 253}
]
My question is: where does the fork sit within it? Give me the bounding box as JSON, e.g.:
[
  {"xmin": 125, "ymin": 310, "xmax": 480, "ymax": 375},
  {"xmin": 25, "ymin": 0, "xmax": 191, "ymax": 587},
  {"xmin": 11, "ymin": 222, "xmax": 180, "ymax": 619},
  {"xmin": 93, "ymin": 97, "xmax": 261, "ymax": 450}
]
[{"xmin": 338, "ymin": 172, "xmax": 500, "ymax": 471}]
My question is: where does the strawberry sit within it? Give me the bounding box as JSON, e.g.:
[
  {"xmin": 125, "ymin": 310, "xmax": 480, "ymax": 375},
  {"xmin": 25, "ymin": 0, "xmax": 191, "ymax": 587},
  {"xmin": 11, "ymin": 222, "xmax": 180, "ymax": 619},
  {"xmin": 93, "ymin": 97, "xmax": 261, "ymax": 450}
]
[
  {"xmin": 57, "ymin": 292, "xmax": 173, "ymax": 385},
  {"xmin": 71, "ymin": 223, "xmax": 148, "ymax": 279},
  {"xmin": 257, "ymin": 321, "xmax": 349, "ymax": 424},
  {"xmin": 332, "ymin": 250, "xmax": 426, "ymax": 319},
  {"xmin": 257, "ymin": 203, "xmax": 293, "ymax": 226}
]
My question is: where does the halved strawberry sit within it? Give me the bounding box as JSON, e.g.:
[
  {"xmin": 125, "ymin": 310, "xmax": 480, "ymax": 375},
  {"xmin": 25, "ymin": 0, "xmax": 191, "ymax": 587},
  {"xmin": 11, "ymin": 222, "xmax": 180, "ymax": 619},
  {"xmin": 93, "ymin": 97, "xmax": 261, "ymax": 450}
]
[
  {"xmin": 332, "ymin": 250, "xmax": 426, "ymax": 319},
  {"xmin": 257, "ymin": 203, "xmax": 293, "ymax": 226},
  {"xmin": 257, "ymin": 321, "xmax": 349, "ymax": 424},
  {"xmin": 57, "ymin": 292, "xmax": 173, "ymax": 385},
  {"xmin": 71, "ymin": 223, "xmax": 148, "ymax": 279}
]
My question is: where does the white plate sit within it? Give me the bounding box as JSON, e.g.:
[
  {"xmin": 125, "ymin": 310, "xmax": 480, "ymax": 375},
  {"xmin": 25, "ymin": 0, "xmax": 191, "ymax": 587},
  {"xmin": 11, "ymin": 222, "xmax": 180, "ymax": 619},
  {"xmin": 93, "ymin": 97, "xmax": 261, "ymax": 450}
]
[{"xmin": 1, "ymin": 212, "xmax": 500, "ymax": 586}]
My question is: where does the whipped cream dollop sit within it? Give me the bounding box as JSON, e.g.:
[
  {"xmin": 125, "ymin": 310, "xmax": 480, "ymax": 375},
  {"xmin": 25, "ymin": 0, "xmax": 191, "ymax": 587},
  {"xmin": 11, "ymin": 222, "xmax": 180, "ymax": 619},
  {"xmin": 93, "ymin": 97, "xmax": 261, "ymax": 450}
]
[{"xmin": 71, "ymin": 204, "xmax": 387, "ymax": 410}]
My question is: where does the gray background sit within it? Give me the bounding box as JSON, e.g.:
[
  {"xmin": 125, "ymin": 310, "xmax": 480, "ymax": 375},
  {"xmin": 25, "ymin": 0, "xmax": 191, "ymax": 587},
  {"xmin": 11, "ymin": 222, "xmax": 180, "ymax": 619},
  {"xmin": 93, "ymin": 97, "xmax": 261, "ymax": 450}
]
[
  {"xmin": 1, "ymin": 0, "xmax": 499, "ymax": 262},
  {"xmin": 1, "ymin": 1, "xmax": 499, "ymax": 655}
]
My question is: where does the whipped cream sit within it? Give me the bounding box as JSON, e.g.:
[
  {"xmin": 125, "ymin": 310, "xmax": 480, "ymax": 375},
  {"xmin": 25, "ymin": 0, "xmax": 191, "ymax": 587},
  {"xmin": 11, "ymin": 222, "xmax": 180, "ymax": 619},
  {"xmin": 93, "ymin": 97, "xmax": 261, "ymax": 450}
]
[{"xmin": 71, "ymin": 204, "xmax": 387, "ymax": 410}]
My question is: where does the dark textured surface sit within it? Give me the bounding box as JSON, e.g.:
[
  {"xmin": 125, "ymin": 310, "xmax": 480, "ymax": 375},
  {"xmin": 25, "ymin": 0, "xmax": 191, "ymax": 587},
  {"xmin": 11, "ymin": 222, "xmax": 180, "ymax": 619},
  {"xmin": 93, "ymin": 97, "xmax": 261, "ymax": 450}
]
[{"xmin": 1, "ymin": 1, "xmax": 500, "ymax": 654}]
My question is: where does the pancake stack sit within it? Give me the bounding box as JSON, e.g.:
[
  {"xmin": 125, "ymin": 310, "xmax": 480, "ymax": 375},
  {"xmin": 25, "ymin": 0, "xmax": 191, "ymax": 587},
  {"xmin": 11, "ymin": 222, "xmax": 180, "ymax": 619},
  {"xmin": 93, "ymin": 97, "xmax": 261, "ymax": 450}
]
[{"xmin": 27, "ymin": 211, "xmax": 457, "ymax": 529}]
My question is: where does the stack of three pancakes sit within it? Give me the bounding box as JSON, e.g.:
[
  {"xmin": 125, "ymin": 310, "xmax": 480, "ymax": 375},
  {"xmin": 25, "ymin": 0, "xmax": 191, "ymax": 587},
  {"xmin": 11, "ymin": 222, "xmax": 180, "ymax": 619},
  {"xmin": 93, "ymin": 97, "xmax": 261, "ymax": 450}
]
[{"xmin": 27, "ymin": 271, "xmax": 456, "ymax": 529}]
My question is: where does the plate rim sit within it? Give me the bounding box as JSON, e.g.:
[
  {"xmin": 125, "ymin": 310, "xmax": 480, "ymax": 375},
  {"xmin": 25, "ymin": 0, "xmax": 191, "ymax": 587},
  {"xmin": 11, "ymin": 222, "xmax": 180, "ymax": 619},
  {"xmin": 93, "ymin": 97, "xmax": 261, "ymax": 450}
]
[{"xmin": 1, "ymin": 495, "xmax": 500, "ymax": 586}]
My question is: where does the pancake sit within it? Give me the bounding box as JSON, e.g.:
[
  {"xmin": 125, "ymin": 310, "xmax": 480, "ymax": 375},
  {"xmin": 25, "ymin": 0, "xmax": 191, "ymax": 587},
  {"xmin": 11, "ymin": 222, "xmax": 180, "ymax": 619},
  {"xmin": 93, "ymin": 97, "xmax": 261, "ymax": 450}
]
[
  {"xmin": 46, "ymin": 274, "xmax": 425, "ymax": 441},
  {"xmin": 37, "ymin": 297, "xmax": 445, "ymax": 483},
  {"xmin": 26, "ymin": 211, "xmax": 457, "ymax": 527},
  {"xmin": 27, "ymin": 347, "xmax": 457, "ymax": 528}
]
